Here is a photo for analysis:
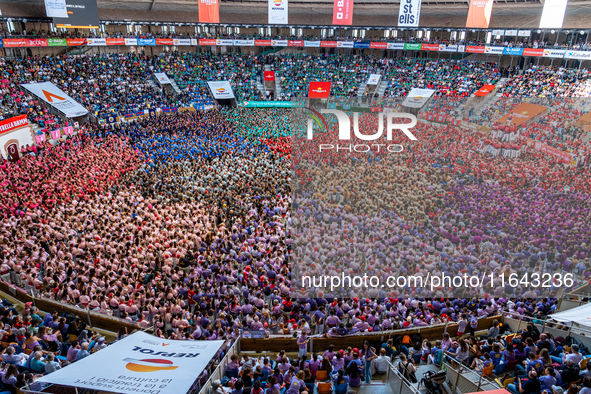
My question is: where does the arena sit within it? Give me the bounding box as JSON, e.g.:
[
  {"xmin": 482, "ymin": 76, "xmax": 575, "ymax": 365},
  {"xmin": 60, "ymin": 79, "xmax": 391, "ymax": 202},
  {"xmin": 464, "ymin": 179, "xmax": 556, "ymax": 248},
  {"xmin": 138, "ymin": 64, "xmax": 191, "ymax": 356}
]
[{"xmin": 0, "ymin": 0, "xmax": 589, "ymax": 394}]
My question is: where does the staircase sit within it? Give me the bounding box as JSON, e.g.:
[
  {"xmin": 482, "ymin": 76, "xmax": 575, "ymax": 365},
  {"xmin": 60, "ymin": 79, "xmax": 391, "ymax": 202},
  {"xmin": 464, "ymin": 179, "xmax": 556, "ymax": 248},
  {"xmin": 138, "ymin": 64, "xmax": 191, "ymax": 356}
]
[
  {"xmin": 275, "ymin": 75, "xmax": 282, "ymax": 99},
  {"xmin": 147, "ymin": 79, "xmax": 162, "ymax": 94},
  {"xmin": 357, "ymin": 82, "xmax": 367, "ymax": 97},
  {"xmin": 376, "ymin": 79, "xmax": 388, "ymax": 98},
  {"xmin": 169, "ymin": 80, "xmax": 182, "ymax": 95},
  {"xmin": 465, "ymin": 77, "xmax": 507, "ymax": 121}
]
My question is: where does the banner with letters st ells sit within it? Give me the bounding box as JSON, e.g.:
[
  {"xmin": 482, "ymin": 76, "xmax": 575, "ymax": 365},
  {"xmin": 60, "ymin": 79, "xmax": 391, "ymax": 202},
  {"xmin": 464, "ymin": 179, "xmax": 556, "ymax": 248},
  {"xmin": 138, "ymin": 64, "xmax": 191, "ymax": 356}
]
[
  {"xmin": 332, "ymin": 0, "xmax": 353, "ymax": 25},
  {"xmin": 398, "ymin": 0, "xmax": 421, "ymax": 27},
  {"xmin": 199, "ymin": 0, "xmax": 220, "ymax": 23},
  {"xmin": 466, "ymin": 0, "xmax": 494, "ymax": 28}
]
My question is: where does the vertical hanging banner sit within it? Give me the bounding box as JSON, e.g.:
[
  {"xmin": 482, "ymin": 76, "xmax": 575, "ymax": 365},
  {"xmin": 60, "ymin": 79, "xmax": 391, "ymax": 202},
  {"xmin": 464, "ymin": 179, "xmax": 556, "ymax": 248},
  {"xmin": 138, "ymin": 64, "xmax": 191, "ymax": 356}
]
[
  {"xmin": 466, "ymin": 0, "xmax": 494, "ymax": 28},
  {"xmin": 398, "ymin": 0, "xmax": 421, "ymax": 27},
  {"xmin": 332, "ymin": 0, "xmax": 354, "ymax": 25},
  {"xmin": 268, "ymin": 0, "xmax": 288, "ymax": 24},
  {"xmin": 199, "ymin": 0, "xmax": 219, "ymax": 23},
  {"xmin": 539, "ymin": 0, "xmax": 568, "ymax": 28}
]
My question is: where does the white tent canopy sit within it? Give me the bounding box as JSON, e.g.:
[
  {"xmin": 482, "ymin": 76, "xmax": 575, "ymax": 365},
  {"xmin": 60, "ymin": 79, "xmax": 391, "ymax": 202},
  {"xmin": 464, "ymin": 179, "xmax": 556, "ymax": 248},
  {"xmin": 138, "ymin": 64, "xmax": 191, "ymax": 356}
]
[
  {"xmin": 37, "ymin": 331, "xmax": 224, "ymax": 394},
  {"xmin": 549, "ymin": 303, "xmax": 591, "ymax": 328}
]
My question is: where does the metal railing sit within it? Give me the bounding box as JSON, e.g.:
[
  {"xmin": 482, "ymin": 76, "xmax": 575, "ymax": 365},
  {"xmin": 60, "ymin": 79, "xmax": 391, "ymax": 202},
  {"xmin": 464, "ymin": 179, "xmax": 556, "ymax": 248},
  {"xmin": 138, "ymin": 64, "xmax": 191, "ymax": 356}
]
[
  {"xmin": 442, "ymin": 360, "xmax": 499, "ymax": 392},
  {"xmin": 196, "ymin": 338, "xmax": 240, "ymax": 394},
  {"xmin": 387, "ymin": 361, "xmax": 422, "ymax": 394}
]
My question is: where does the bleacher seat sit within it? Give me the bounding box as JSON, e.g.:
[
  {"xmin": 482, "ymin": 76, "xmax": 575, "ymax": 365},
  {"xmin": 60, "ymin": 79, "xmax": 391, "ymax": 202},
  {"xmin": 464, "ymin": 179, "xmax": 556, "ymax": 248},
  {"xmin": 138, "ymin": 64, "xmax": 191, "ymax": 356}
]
[
  {"xmin": 316, "ymin": 370, "xmax": 328, "ymax": 381},
  {"xmin": 317, "ymin": 382, "xmax": 331, "ymax": 394}
]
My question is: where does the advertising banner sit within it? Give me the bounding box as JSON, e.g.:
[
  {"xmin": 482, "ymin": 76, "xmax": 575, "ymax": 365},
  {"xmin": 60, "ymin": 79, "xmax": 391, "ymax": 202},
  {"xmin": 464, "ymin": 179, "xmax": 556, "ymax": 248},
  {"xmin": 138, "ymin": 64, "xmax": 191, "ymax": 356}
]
[
  {"xmin": 241, "ymin": 101, "xmax": 304, "ymax": 108},
  {"xmin": 268, "ymin": 0, "xmax": 288, "ymax": 24},
  {"xmin": 199, "ymin": 0, "xmax": 219, "ymax": 23},
  {"xmin": 564, "ymin": 50, "xmax": 591, "ymax": 60},
  {"xmin": 402, "ymin": 88, "xmax": 435, "ymax": 108},
  {"xmin": 492, "ymin": 29, "xmax": 504, "ymax": 35},
  {"xmin": 216, "ymin": 39, "xmax": 233, "ymax": 46},
  {"xmin": 125, "ymin": 38, "xmax": 138, "ymax": 46},
  {"xmin": 26, "ymin": 39, "xmax": 48, "ymax": 47},
  {"xmin": 44, "ymin": 0, "xmax": 68, "ymax": 17},
  {"xmin": 48, "ymin": 38, "xmax": 68, "ymax": 46},
  {"xmin": 466, "ymin": 0, "xmax": 494, "ymax": 28},
  {"xmin": 388, "ymin": 42, "xmax": 405, "ymax": 50},
  {"xmin": 404, "ymin": 43, "xmax": 422, "ymax": 50},
  {"xmin": 156, "ymin": 38, "xmax": 174, "ymax": 45},
  {"xmin": 421, "ymin": 44, "xmax": 439, "ymax": 51},
  {"xmin": 503, "ymin": 47, "xmax": 523, "ymax": 56},
  {"xmin": 354, "ymin": 42, "xmax": 370, "ymax": 48},
  {"xmin": 0, "ymin": 115, "xmax": 28, "ymax": 135},
  {"xmin": 138, "ymin": 38, "xmax": 156, "ymax": 46},
  {"xmin": 498, "ymin": 103, "xmax": 548, "ymax": 126},
  {"xmin": 505, "ymin": 29, "xmax": 518, "ymax": 36},
  {"xmin": 367, "ymin": 74, "xmax": 381, "ymax": 85},
  {"xmin": 523, "ymin": 48, "xmax": 544, "ymax": 57},
  {"xmin": 337, "ymin": 41, "xmax": 354, "ymax": 48},
  {"xmin": 543, "ymin": 49, "xmax": 566, "ymax": 58},
  {"xmin": 457, "ymin": 45, "xmax": 466, "ymax": 52},
  {"xmin": 474, "ymin": 84, "xmax": 496, "ymax": 96},
  {"xmin": 207, "ymin": 81, "xmax": 235, "ymax": 99},
  {"xmin": 66, "ymin": 38, "xmax": 86, "ymax": 46},
  {"xmin": 321, "ymin": 41, "xmax": 338, "ymax": 47},
  {"xmin": 190, "ymin": 38, "xmax": 199, "ymax": 46},
  {"xmin": 438, "ymin": 44, "xmax": 457, "ymax": 52},
  {"xmin": 3, "ymin": 39, "xmax": 26, "ymax": 47},
  {"xmin": 37, "ymin": 332, "xmax": 224, "ymax": 394},
  {"xmin": 484, "ymin": 46, "xmax": 504, "ymax": 54},
  {"xmin": 527, "ymin": 139, "xmax": 572, "ymax": 164},
  {"xmin": 106, "ymin": 38, "xmax": 125, "ymax": 45},
  {"xmin": 308, "ymin": 82, "xmax": 332, "ymax": 98},
  {"xmin": 332, "ymin": 0, "xmax": 354, "ymax": 25},
  {"xmin": 199, "ymin": 39, "xmax": 217, "ymax": 46},
  {"xmin": 264, "ymin": 71, "xmax": 276, "ymax": 81},
  {"xmin": 305, "ymin": 41, "xmax": 321, "ymax": 47},
  {"xmin": 539, "ymin": 0, "xmax": 568, "ymax": 28},
  {"xmin": 173, "ymin": 38, "xmax": 191, "ymax": 46},
  {"xmin": 288, "ymin": 40, "xmax": 304, "ymax": 46},
  {"xmin": 21, "ymin": 82, "xmax": 89, "ymax": 118},
  {"xmin": 255, "ymin": 40, "xmax": 272, "ymax": 46},
  {"xmin": 466, "ymin": 45, "xmax": 486, "ymax": 53},
  {"xmin": 398, "ymin": 0, "xmax": 421, "ymax": 27},
  {"xmin": 370, "ymin": 42, "xmax": 388, "ymax": 49},
  {"xmin": 234, "ymin": 39, "xmax": 255, "ymax": 46},
  {"xmin": 154, "ymin": 73, "xmax": 172, "ymax": 85},
  {"xmin": 271, "ymin": 39, "xmax": 288, "ymax": 46},
  {"xmin": 518, "ymin": 30, "xmax": 531, "ymax": 37}
]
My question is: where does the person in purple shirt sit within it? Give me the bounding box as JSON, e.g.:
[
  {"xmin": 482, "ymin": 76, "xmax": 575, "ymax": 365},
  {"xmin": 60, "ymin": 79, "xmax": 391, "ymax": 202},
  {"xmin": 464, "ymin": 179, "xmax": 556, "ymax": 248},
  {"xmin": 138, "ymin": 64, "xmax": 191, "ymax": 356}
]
[{"xmin": 297, "ymin": 332, "xmax": 309, "ymax": 357}]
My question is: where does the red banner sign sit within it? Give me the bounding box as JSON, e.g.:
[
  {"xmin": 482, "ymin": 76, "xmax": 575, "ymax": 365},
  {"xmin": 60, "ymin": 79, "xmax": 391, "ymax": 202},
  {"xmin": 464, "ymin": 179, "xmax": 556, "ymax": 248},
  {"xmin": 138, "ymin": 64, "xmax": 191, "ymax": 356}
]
[
  {"xmin": 523, "ymin": 48, "xmax": 544, "ymax": 57},
  {"xmin": 370, "ymin": 42, "xmax": 388, "ymax": 49},
  {"xmin": 332, "ymin": 0, "xmax": 354, "ymax": 25},
  {"xmin": 255, "ymin": 40, "xmax": 272, "ymax": 46},
  {"xmin": 526, "ymin": 139, "xmax": 572, "ymax": 164},
  {"xmin": 308, "ymin": 82, "xmax": 332, "ymax": 99},
  {"xmin": 199, "ymin": 39, "xmax": 217, "ymax": 46},
  {"xmin": 466, "ymin": 46, "xmax": 486, "ymax": 53},
  {"xmin": 66, "ymin": 38, "xmax": 86, "ymax": 46},
  {"xmin": 421, "ymin": 44, "xmax": 440, "ymax": 51},
  {"xmin": 0, "ymin": 115, "xmax": 28, "ymax": 135},
  {"xmin": 3, "ymin": 39, "xmax": 26, "ymax": 47},
  {"xmin": 25, "ymin": 39, "xmax": 48, "ymax": 47},
  {"xmin": 106, "ymin": 38, "xmax": 125, "ymax": 45},
  {"xmin": 199, "ymin": 0, "xmax": 219, "ymax": 23},
  {"xmin": 288, "ymin": 40, "xmax": 304, "ymax": 47},
  {"xmin": 321, "ymin": 41, "xmax": 338, "ymax": 47},
  {"xmin": 474, "ymin": 84, "xmax": 496, "ymax": 97},
  {"xmin": 264, "ymin": 71, "xmax": 276, "ymax": 81},
  {"xmin": 156, "ymin": 38, "xmax": 174, "ymax": 46}
]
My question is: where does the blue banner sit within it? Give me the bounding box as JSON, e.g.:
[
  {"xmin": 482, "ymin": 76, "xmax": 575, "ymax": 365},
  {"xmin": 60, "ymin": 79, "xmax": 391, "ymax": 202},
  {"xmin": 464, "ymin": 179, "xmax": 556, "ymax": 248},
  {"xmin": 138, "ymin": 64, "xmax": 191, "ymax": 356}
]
[
  {"xmin": 503, "ymin": 47, "xmax": 523, "ymax": 56},
  {"xmin": 0, "ymin": 39, "xmax": 3, "ymax": 48},
  {"xmin": 138, "ymin": 38, "xmax": 156, "ymax": 46},
  {"xmin": 106, "ymin": 115, "xmax": 117, "ymax": 123},
  {"xmin": 354, "ymin": 42, "xmax": 370, "ymax": 49}
]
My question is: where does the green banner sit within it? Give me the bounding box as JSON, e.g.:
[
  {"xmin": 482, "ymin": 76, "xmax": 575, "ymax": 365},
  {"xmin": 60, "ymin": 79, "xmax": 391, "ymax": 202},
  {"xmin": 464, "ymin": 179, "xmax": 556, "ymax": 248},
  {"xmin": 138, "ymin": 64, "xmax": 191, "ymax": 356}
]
[
  {"xmin": 404, "ymin": 43, "xmax": 422, "ymax": 50},
  {"xmin": 47, "ymin": 38, "xmax": 67, "ymax": 46},
  {"xmin": 241, "ymin": 101, "xmax": 304, "ymax": 108}
]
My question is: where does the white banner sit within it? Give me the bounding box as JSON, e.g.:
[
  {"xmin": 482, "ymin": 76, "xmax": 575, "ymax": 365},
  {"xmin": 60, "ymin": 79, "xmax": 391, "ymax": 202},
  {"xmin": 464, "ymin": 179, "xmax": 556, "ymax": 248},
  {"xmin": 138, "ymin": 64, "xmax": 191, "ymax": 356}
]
[
  {"xmin": 505, "ymin": 29, "xmax": 518, "ymax": 36},
  {"xmin": 367, "ymin": 74, "xmax": 381, "ymax": 85},
  {"xmin": 565, "ymin": 50, "xmax": 591, "ymax": 60},
  {"xmin": 543, "ymin": 48, "xmax": 566, "ymax": 58},
  {"xmin": 518, "ymin": 30, "xmax": 531, "ymax": 37},
  {"xmin": 271, "ymin": 39, "xmax": 288, "ymax": 46},
  {"xmin": 539, "ymin": 0, "xmax": 568, "ymax": 28},
  {"xmin": 125, "ymin": 38, "xmax": 138, "ymax": 46},
  {"xmin": 492, "ymin": 29, "xmax": 504, "ymax": 35},
  {"xmin": 21, "ymin": 82, "xmax": 88, "ymax": 118},
  {"xmin": 438, "ymin": 44, "xmax": 458, "ymax": 52},
  {"xmin": 216, "ymin": 39, "xmax": 233, "ymax": 46},
  {"xmin": 387, "ymin": 43, "xmax": 405, "ymax": 50},
  {"xmin": 268, "ymin": 0, "xmax": 288, "ymax": 24},
  {"xmin": 208, "ymin": 81, "xmax": 235, "ymax": 99},
  {"xmin": 337, "ymin": 41, "xmax": 354, "ymax": 48},
  {"xmin": 457, "ymin": 45, "xmax": 466, "ymax": 53},
  {"xmin": 402, "ymin": 88, "xmax": 435, "ymax": 108},
  {"xmin": 44, "ymin": 0, "xmax": 67, "ymax": 18},
  {"xmin": 398, "ymin": 0, "xmax": 421, "ymax": 27},
  {"xmin": 87, "ymin": 38, "xmax": 106, "ymax": 46},
  {"xmin": 174, "ymin": 38, "xmax": 191, "ymax": 46},
  {"xmin": 484, "ymin": 46, "xmax": 504, "ymax": 54},
  {"xmin": 191, "ymin": 38, "xmax": 199, "ymax": 46},
  {"xmin": 305, "ymin": 41, "xmax": 321, "ymax": 47},
  {"xmin": 37, "ymin": 332, "xmax": 224, "ymax": 394},
  {"xmin": 234, "ymin": 39, "xmax": 254, "ymax": 46},
  {"xmin": 154, "ymin": 73, "xmax": 172, "ymax": 85}
]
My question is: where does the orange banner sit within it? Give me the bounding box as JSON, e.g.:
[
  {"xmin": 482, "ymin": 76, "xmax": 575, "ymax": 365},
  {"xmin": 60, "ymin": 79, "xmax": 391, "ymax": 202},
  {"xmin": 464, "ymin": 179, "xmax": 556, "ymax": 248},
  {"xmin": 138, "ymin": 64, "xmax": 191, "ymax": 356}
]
[
  {"xmin": 466, "ymin": 0, "xmax": 494, "ymax": 28},
  {"xmin": 199, "ymin": 0, "xmax": 219, "ymax": 23},
  {"xmin": 474, "ymin": 84, "xmax": 496, "ymax": 97},
  {"xmin": 498, "ymin": 103, "xmax": 548, "ymax": 126}
]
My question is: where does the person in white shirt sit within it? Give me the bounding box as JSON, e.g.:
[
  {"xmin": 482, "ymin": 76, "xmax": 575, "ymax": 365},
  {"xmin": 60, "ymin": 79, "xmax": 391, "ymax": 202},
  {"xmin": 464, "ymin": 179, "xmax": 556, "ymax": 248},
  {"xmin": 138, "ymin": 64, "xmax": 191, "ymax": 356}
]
[
  {"xmin": 563, "ymin": 345, "xmax": 582, "ymax": 365},
  {"xmin": 1, "ymin": 346, "xmax": 27, "ymax": 367},
  {"xmin": 374, "ymin": 348, "xmax": 390, "ymax": 374},
  {"xmin": 44, "ymin": 353, "xmax": 61, "ymax": 373}
]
